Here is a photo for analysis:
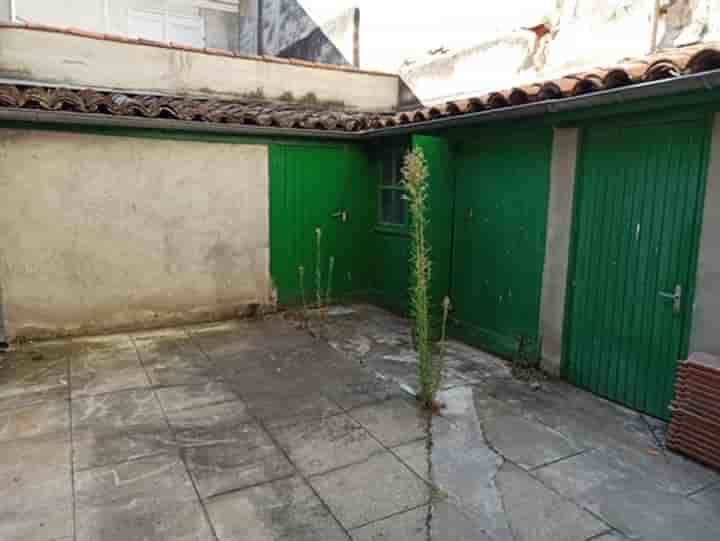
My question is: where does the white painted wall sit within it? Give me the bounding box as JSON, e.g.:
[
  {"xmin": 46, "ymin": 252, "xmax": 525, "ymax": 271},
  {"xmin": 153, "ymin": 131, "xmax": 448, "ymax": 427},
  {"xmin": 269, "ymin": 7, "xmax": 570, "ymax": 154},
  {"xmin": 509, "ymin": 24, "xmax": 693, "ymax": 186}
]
[
  {"xmin": 0, "ymin": 130, "xmax": 271, "ymax": 339},
  {"xmin": 0, "ymin": 26, "xmax": 400, "ymax": 110}
]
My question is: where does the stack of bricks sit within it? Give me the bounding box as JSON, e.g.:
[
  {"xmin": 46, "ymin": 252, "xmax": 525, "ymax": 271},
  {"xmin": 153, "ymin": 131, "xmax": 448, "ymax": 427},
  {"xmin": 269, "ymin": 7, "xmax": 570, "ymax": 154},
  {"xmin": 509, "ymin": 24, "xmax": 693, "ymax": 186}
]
[{"xmin": 667, "ymin": 352, "xmax": 720, "ymax": 470}]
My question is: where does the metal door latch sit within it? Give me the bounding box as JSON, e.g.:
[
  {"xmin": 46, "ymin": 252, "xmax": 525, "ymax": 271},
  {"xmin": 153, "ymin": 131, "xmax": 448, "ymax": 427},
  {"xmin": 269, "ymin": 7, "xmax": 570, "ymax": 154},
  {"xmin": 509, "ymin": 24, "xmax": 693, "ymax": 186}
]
[
  {"xmin": 659, "ymin": 284, "xmax": 682, "ymax": 314},
  {"xmin": 332, "ymin": 210, "xmax": 348, "ymax": 222}
]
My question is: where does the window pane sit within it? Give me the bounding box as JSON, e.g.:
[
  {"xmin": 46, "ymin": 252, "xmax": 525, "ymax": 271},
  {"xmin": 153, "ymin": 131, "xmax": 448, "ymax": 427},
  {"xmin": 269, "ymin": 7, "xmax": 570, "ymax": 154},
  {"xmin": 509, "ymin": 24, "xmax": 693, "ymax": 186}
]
[
  {"xmin": 380, "ymin": 190, "xmax": 394, "ymax": 223},
  {"xmin": 394, "ymin": 190, "xmax": 408, "ymax": 224},
  {"xmin": 379, "ymin": 189, "xmax": 407, "ymax": 225},
  {"xmin": 393, "ymin": 148, "xmax": 405, "ymax": 186},
  {"xmin": 381, "ymin": 152, "xmax": 394, "ymax": 185}
]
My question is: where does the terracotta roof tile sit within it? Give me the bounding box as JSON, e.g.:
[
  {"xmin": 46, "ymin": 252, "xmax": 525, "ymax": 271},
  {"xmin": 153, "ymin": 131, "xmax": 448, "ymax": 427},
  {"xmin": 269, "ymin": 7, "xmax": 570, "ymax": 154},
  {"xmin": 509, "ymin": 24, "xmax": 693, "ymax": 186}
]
[{"xmin": 1, "ymin": 38, "xmax": 720, "ymax": 133}]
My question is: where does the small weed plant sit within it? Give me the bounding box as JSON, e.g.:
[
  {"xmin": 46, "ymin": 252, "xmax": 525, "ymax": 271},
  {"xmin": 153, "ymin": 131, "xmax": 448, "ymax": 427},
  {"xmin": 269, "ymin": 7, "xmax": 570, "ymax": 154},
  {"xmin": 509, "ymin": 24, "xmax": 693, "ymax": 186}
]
[{"xmin": 403, "ymin": 147, "xmax": 445, "ymax": 409}]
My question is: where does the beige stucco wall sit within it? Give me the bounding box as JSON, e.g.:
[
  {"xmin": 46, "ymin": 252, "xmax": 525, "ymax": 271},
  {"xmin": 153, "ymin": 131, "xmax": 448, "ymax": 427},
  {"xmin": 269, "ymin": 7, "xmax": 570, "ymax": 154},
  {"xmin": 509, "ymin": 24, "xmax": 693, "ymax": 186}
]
[
  {"xmin": 0, "ymin": 130, "xmax": 271, "ymax": 339},
  {"xmin": 0, "ymin": 26, "xmax": 400, "ymax": 110},
  {"xmin": 690, "ymin": 113, "xmax": 720, "ymax": 356},
  {"xmin": 539, "ymin": 127, "xmax": 579, "ymax": 375}
]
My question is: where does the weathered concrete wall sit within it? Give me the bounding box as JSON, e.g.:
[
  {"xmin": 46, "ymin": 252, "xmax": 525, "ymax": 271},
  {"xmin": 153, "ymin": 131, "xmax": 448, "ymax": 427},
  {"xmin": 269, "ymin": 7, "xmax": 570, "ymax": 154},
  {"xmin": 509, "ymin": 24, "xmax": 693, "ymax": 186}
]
[
  {"xmin": 399, "ymin": 31, "xmax": 540, "ymax": 104},
  {"xmin": 0, "ymin": 27, "xmax": 399, "ymax": 110},
  {"xmin": 690, "ymin": 113, "xmax": 720, "ymax": 356},
  {"xmin": 0, "ymin": 130, "xmax": 271, "ymax": 339},
  {"xmin": 539, "ymin": 127, "xmax": 579, "ymax": 375},
  {"xmin": 398, "ymin": 0, "xmax": 720, "ymax": 105}
]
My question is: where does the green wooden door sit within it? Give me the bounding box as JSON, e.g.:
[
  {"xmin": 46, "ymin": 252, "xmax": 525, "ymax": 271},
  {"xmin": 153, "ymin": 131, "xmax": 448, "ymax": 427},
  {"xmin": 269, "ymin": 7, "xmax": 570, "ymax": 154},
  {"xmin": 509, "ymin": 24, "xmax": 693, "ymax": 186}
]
[
  {"xmin": 450, "ymin": 130, "xmax": 552, "ymax": 359},
  {"xmin": 413, "ymin": 135, "xmax": 455, "ymax": 320},
  {"xmin": 270, "ymin": 144, "xmax": 355, "ymax": 305},
  {"xmin": 565, "ymin": 117, "xmax": 709, "ymax": 419}
]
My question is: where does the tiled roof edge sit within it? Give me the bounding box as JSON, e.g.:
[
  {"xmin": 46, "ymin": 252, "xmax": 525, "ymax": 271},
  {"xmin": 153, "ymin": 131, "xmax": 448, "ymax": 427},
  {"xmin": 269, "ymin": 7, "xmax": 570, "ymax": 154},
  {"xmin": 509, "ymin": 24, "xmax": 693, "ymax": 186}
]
[{"xmin": 0, "ymin": 21, "xmax": 398, "ymax": 79}]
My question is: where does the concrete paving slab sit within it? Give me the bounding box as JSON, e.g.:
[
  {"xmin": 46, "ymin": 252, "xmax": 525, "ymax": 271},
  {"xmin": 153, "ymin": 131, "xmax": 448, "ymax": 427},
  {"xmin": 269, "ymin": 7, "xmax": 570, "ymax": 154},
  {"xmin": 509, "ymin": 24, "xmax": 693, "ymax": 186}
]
[
  {"xmin": 496, "ymin": 462, "xmax": 608, "ymax": 541},
  {"xmin": 310, "ymin": 452, "xmax": 431, "ymax": 530},
  {"xmin": 71, "ymin": 353, "xmax": 149, "ymax": 397},
  {"xmin": 75, "ymin": 453, "xmax": 213, "ymax": 541},
  {"xmin": 350, "ymin": 501, "xmax": 495, "ymax": 541},
  {"xmin": 394, "ymin": 433, "xmax": 512, "ymax": 541},
  {"xmin": 535, "ymin": 447, "xmax": 720, "ymax": 540},
  {"xmin": 439, "ymin": 339, "xmax": 512, "ymax": 383},
  {"xmin": 0, "ymin": 348, "xmax": 69, "ymax": 410},
  {"xmin": 72, "ymin": 388, "xmax": 165, "ymax": 429},
  {"xmin": 321, "ymin": 374, "xmax": 405, "ymax": 411},
  {"xmin": 689, "ymin": 482, "xmax": 720, "ymax": 512},
  {"xmin": 270, "ymin": 413, "xmax": 385, "ymax": 476},
  {"xmin": 155, "ymin": 382, "xmax": 242, "ymax": 414},
  {"xmin": 177, "ymin": 417, "xmax": 294, "ymax": 499},
  {"xmin": 0, "ymin": 431, "xmax": 73, "ymax": 541},
  {"xmin": 73, "ymin": 424, "xmax": 177, "ymax": 471},
  {"xmin": 245, "ymin": 391, "xmax": 343, "ymax": 428},
  {"xmin": 4, "ymin": 308, "xmax": 720, "ymax": 541},
  {"xmin": 134, "ymin": 334, "xmax": 218, "ymax": 387},
  {"xmin": 71, "ymin": 389, "xmax": 174, "ymax": 469},
  {"xmin": 0, "ymin": 399, "xmax": 69, "ymax": 442},
  {"xmin": 483, "ymin": 414, "xmax": 586, "ymax": 470},
  {"xmin": 207, "ymin": 475, "xmax": 349, "ymax": 541},
  {"xmin": 483, "ymin": 379, "xmax": 656, "ymax": 453},
  {"xmin": 350, "ymin": 397, "xmax": 454, "ymax": 448},
  {"xmin": 166, "ymin": 400, "xmax": 252, "ymax": 436}
]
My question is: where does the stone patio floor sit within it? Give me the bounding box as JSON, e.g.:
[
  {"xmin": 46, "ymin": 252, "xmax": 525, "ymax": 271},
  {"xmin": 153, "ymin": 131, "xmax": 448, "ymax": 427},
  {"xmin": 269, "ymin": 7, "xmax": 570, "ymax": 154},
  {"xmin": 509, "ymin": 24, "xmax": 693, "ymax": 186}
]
[{"xmin": 1, "ymin": 303, "xmax": 719, "ymax": 541}]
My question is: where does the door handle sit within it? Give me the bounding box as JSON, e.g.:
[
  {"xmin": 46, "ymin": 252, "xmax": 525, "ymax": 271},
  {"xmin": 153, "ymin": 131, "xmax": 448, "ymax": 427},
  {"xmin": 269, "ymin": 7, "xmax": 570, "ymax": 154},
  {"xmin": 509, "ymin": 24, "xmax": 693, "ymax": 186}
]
[
  {"xmin": 332, "ymin": 210, "xmax": 348, "ymax": 223},
  {"xmin": 659, "ymin": 284, "xmax": 682, "ymax": 314}
]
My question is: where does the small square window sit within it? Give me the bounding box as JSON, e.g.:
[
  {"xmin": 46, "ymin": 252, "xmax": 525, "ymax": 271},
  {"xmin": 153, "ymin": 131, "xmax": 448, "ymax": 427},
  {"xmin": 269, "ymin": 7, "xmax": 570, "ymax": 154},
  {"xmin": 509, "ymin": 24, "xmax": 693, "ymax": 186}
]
[{"xmin": 378, "ymin": 143, "xmax": 409, "ymax": 226}]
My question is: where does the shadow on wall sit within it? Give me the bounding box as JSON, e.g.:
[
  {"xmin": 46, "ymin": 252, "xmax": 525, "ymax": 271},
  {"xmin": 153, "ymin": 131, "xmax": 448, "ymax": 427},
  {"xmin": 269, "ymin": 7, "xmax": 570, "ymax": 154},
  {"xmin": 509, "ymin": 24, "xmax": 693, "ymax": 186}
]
[{"xmin": 240, "ymin": 0, "xmax": 359, "ymax": 67}]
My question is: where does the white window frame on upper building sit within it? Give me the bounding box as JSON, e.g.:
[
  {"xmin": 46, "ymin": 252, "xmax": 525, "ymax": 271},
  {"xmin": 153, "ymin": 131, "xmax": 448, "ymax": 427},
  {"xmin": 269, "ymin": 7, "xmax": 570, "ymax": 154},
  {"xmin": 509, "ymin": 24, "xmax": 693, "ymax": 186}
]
[{"xmin": 128, "ymin": 3, "xmax": 206, "ymax": 48}]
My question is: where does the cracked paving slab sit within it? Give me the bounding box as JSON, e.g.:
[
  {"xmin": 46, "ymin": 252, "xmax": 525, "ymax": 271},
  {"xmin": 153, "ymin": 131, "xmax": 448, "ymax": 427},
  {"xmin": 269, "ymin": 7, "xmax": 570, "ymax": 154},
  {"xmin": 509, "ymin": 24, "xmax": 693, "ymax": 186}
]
[
  {"xmin": 535, "ymin": 447, "xmax": 720, "ymax": 540},
  {"xmin": 75, "ymin": 453, "xmax": 214, "ymax": 541},
  {"xmin": 690, "ymin": 482, "xmax": 720, "ymax": 512},
  {"xmin": 349, "ymin": 397, "xmax": 454, "ymax": 448}
]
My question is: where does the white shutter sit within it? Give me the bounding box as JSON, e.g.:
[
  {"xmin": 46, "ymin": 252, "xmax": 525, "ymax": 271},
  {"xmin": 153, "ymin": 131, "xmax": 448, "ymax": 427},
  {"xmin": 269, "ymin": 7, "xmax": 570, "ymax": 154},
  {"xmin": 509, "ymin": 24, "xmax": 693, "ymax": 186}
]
[
  {"xmin": 128, "ymin": 10, "xmax": 164, "ymax": 41},
  {"xmin": 167, "ymin": 14, "xmax": 205, "ymax": 47}
]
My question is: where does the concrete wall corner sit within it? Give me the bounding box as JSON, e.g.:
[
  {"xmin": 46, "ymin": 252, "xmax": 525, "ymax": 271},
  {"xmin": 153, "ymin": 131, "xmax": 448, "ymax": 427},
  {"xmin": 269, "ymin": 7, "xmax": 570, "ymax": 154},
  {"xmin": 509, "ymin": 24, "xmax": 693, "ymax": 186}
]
[{"xmin": 539, "ymin": 127, "xmax": 579, "ymax": 376}]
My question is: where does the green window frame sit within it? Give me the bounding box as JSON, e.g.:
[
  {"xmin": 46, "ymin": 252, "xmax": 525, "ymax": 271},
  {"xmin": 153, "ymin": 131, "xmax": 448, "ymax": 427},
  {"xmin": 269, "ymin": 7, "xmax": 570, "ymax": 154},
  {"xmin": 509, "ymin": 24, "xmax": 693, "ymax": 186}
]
[{"xmin": 377, "ymin": 141, "xmax": 410, "ymax": 227}]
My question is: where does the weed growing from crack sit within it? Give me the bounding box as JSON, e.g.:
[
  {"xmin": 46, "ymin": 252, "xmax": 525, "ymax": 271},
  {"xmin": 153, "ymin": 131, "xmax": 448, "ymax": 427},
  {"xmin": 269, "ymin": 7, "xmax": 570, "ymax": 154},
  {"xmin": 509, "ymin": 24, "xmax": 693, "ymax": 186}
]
[
  {"xmin": 325, "ymin": 256, "xmax": 335, "ymax": 306},
  {"xmin": 315, "ymin": 228, "xmax": 323, "ymax": 308},
  {"xmin": 298, "ymin": 266, "xmax": 307, "ymax": 312},
  {"xmin": 403, "ymin": 147, "xmax": 444, "ymax": 409}
]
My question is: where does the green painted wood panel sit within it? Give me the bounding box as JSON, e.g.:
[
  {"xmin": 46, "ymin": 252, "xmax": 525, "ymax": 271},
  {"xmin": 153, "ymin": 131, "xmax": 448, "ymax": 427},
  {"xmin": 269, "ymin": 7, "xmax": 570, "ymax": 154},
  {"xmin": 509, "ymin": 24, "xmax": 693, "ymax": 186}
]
[
  {"xmin": 269, "ymin": 143, "xmax": 374, "ymax": 305},
  {"xmin": 413, "ymin": 135, "xmax": 455, "ymax": 321},
  {"xmin": 369, "ymin": 136, "xmax": 455, "ymax": 321},
  {"xmin": 565, "ymin": 116, "xmax": 710, "ymax": 420},
  {"xmin": 450, "ymin": 129, "xmax": 553, "ymax": 359}
]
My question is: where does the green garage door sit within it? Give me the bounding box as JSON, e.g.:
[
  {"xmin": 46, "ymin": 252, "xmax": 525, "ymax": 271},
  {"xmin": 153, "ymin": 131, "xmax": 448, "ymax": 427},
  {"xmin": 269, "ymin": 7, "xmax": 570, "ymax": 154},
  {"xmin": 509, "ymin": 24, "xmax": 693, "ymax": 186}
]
[
  {"xmin": 451, "ymin": 129, "xmax": 553, "ymax": 359},
  {"xmin": 565, "ymin": 116, "xmax": 710, "ymax": 420},
  {"xmin": 269, "ymin": 144, "xmax": 374, "ymax": 305}
]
